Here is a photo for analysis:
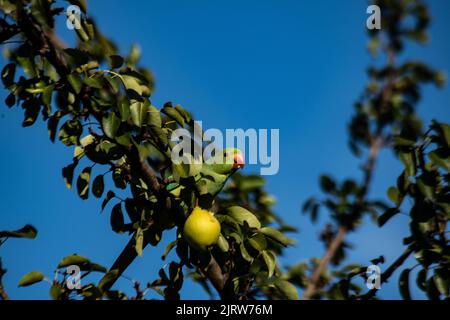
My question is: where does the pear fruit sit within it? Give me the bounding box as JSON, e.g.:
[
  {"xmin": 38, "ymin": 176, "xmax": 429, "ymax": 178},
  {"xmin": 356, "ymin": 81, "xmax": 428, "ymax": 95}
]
[{"xmin": 183, "ymin": 207, "xmax": 221, "ymax": 250}]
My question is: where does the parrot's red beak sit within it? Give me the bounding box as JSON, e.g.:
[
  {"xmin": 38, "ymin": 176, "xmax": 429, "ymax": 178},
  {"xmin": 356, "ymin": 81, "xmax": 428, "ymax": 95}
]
[{"xmin": 232, "ymin": 153, "xmax": 245, "ymax": 170}]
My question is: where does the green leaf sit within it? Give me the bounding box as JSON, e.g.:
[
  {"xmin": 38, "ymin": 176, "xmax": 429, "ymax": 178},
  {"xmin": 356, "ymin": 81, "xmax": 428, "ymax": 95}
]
[
  {"xmin": 227, "ymin": 232, "xmax": 242, "ymax": 244},
  {"xmin": 399, "ymin": 150, "xmax": 416, "ymax": 177},
  {"xmin": 226, "ymin": 206, "xmax": 261, "ymax": 229},
  {"xmin": 261, "ymin": 250, "xmax": 275, "ymax": 277},
  {"xmin": 112, "ymin": 168, "xmax": 127, "ymax": 189},
  {"xmin": 109, "ymin": 55, "xmax": 124, "ymax": 69},
  {"xmin": 273, "ymin": 279, "xmax": 299, "ymax": 300},
  {"xmin": 367, "ymin": 37, "xmax": 379, "ymax": 56},
  {"xmin": 434, "ymin": 269, "xmax": 449, "ymax": 296},
  {"xmin": 122, "ymin": 75, "xmax": 142, "ymax": 95},
  {"xmin": 162, "ymin": 240, "xmax": 178, "ymax": 260},
  {"xmin": 77, "ymin": 167, "xmax": 92, "ymax": 200},
  {"xmin": 175, "ymin": 104, "xmax": 191, "ymax": 123},
  {"xmin": 62, "ymin": 162, "xmax": 77, "ymax": 189},
  {"xmin": 399, "ymin": 268, "xmax": 411, "ymax": 300},
  {"xmin": 417, "ymin": 176, "xmax": 434, "ymax": 200},
  {"xmin": 22, "ymin": 99, "xmax": 40, "ymax": 127},
  {"xmin": 110, "ymin": 203, "xmax": 124, "ymax": 233},
  {"xmin": 426, "ymin": 277, "xmax": 440, "ymax": 300},
  {"xmin": 16, "ymin": 56, "xmax": 36, "ymax": 77},
  {"xmin": 47, "ymin": 115, "xmax": 59, "ymax": 142},
  {"xmin": 41, "ymin": 85, "xmax": 54, "ymax": 105},
  {"xmin": 86, "ymin": 263, "xmax": 107, "ymax": 273},
  {"xmin": 101, "ymin": 191, "xmax": 115, "ymax": 211},
  {"xmin": 49, "ymin": 284, "xmax": 62, "ymax": 300},
  {"xmin": 387, "ymin": 186, "xmax": 401, "ymax": 206},
  {"xmin": 239, "ymin": 175, "xmax": 266, "ymax": 191},
  {"xmin": 0, "ymin": 224, "xmax": 37, "ymax": 239},
  {"xmin": 259, "ymin": 227, "xmax": 293, "ymax": 246},
  {"xmin": 59, "ymin": 119, "xmax": 82, "ymax": 146},
  {"xmin": 5, "ymin": 93, "xmax": 15, "ymax": 108},
  {"xmin": 397, "ymin": 171, "xmax": 410, "ymax": 194},
  {"xmin": 319, "ymin": 175, "xmax": 336, "ymax": 193},
  {"xmin": 248, "ymin": 234, "xmax": 267, "ymax": 252},
  {"xmin": 92, "ymin": 175, "xmax": 105, "ymax": 198},
  {"xmin": 377, "ymin": 207, "xmax": 399, "ymax": 227},
  {"xmin": 130, "ymin": 101, "xmax": 148, "ymax": 127},
  {"xmin": 67, "ymin": 74, "xmax": 83, "ymax": 94},
  {"xmin": 115, "ymin": 133, "xmax": 132, "ymax": 147},
  {"xmin": 416, "ymin": 268, "xmax": 427, "ymax": 292},
  {"xmin": 148, "ymin": 105, "xmax": 162, "ymax": 128},
  {"xmin": 149, "ymin": 125, "xmax": 168, "ymax": 147},
  {"xmin": 18, "ymin": 271, "xmax": 44, "ymax": 287},
  {"xmin": 436, "ymin": 122, "xmax": 450, "ymax": 148},
  {"xmin": 394, "ymin": 136, "xmax": 416, "ymax": 147},
  {"xmin": 1, "ymin": 63, "xmax": 16, "ymax": 87},
  {"xmin": 162, "ymin": 105, "xmax": 185, "ymax": 127},
  {"xmin": 57, "ymin": 254, "xmax": 90, "ymax": 268},
  {"xmin": 239, "ymin": 243, "xmax": 253, "ymax": 262},
  {"xmin": 428, "ymin": 150, "xmax": 450, "ymax": 171},
  {"xmin": 118, "ymin": 100, "xmax": 130, "ymax": 121},
  {"xmin": 172, "ymin": 160, "xmax": 202, "ymax": 180},
  {"xmin": 102, "ymin": 112, "xmax": 120, "ymax": 138},
  {"xmin": 127, "ymin": 43, "xmax": 141, "ymax": 65},
  {"xmin": 135, "ymin": 228, "xmax": 144, "ymax": 256},
  {"xmin": 217, "ymin": 234, "xmax": 229, "ymax": 252}
]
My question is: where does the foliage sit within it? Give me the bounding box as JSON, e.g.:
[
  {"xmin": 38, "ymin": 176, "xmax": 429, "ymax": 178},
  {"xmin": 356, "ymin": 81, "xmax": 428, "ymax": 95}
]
[
  {"xmin": 0, "ymin": 0, "xmax": 448, "ymax": 301},
  {"xmin": 0, "ymin": 224, "xmax": 38, "ymax": 299},
  {"xmin": 290, "ymin": 0, "xmax": 449, "ymax": 300},
  {"xmin": 0, "ymin": 0, "xmax": 294, "ymax": 300}
]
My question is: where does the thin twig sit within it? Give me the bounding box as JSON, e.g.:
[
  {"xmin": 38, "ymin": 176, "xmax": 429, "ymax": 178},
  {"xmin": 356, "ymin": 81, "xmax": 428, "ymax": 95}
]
[
  {"xmin": 359, "ymin": 245, "xmax": 414, "ymax": 299},
  {"xmin": 0, "ymin": 259, "xmax": 9, "ymax": 300}
]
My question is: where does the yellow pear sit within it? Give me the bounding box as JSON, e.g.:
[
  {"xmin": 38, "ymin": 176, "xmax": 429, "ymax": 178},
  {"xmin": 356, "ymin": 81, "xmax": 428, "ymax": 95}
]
[
  {"xmin": 73, "ymin": 134, "xmax": 95, "ymax": 159},
  {"xmin": 183, "ymin": 207, "xmax": 221, "ymax": 250}
]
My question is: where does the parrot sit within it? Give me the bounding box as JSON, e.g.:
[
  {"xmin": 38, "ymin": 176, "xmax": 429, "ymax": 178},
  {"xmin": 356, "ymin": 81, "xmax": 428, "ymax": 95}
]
[
  {"xmin": 98, "ymin": 148, "xmax": 244, "ymax": 292},
  {"xmin": 167, "ymin": 147, "xmax": 245, "ymax": 199}
]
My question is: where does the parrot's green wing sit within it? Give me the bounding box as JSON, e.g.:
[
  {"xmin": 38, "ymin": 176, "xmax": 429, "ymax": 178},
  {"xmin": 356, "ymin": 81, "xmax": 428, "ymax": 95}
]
[
  {"xmin": 196, "ymin": 147, "xmax": 243, "ymax": 198},
  {"xmin": 196, "ymin": 165, "xmax": 230, "ymax": 197},
  {"xmin": 166, "ymin": 148, "xmax": 244, "ymax": 199}
]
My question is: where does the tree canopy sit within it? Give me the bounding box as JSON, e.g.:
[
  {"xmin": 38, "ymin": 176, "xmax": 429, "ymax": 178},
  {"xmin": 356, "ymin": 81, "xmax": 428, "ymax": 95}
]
[{"xmin": 0, "ymin": 0, "xmax": 448, "ymax": 300}]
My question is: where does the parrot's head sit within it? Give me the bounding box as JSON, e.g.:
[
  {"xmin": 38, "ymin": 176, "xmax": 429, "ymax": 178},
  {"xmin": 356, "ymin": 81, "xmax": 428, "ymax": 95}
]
[{"xmin": 206, "ymin": 148, "xmax": 245, "ymax": 174}]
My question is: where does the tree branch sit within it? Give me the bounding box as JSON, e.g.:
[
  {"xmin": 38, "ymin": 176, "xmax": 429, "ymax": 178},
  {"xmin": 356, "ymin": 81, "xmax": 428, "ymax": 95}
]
[
  {"xmin": 301, "ymin": 41, "xmax": 397, "ymax": 300},
  {"xmin": 301, "ymin": 225, "xmax": 347, "ymax": 299},
  {"xmin": 0, "ymin": 259, "xmax": 9, "ymax": 300},
  {"xmin": 301, "ymin": 135, "xmax": 383, "ymax": 300},
  {"xmin": 359, "ymin": 245, "xmax": 415, "ymax": 299},
  {"xmin": 205, "ymin": 255, "xmax": 226, "ymax": 298}
]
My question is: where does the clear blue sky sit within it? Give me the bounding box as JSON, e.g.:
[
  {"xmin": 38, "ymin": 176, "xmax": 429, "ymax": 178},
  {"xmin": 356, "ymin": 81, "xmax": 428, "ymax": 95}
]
[{"xmin": 1, "ymin": 0, "xmax": 449, "ymax": 299}]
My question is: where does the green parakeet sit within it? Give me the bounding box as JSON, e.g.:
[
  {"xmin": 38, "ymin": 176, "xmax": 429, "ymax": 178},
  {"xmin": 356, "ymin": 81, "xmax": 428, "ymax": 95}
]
[{"xmin": 168, "ymin": 148, "xmax": 245, "ymax": 198}]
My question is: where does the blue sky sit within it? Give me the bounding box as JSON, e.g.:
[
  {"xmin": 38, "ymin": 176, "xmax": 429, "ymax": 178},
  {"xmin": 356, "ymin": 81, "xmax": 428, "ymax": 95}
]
[{"xmin": 1, "ymin": 0, "xmax": 449, "ymax": 299}]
